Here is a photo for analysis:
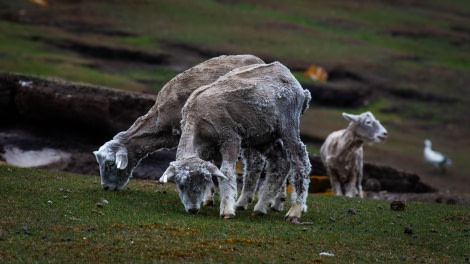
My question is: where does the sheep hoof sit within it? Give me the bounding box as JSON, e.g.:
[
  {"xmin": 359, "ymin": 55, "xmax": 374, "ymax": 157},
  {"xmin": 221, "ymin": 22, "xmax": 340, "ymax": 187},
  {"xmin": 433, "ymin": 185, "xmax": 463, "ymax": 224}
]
[
  {"xmin": 221, "ymin": 214, "xmax": 235, "ymax": 219},
  {"xmin": 270, "ymin": 202, "xmax": 284, "ymax": 212},
  {"xmin": 285, "ymin": 216, "xmax": 300, "ymax": 224},
  {"xmin": 285, "ymin": 216, "xmax": 313, "ymax": 225},
  {"xmin": 203, "ymin": 200, "xmax": 214, "ymax": 206},
  {"xmin": 253, "ymin": 210, "xmax": 266, "ymax": 216}
]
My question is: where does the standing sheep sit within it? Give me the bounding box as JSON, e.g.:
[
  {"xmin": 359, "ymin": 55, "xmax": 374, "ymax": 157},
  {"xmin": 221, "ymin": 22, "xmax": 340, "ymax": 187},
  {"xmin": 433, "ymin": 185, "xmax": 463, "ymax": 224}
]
[
  {"xmin": 320, "ymin": 112, "xmax": 387, "ymax": 198},
  {"xmin": 94, "ymin": 55, "xmax": 265, "ymax": 193},
  {"xmin": 160, "ymin": 62, "xmax": 312, "ymax": 223}
]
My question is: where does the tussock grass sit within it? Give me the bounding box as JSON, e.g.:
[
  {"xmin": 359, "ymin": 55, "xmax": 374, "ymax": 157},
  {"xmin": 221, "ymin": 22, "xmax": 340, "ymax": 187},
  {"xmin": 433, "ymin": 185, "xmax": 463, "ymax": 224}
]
[{"xmin": 1, "ymin": 165, "xmax": 468, "ymax": 263}]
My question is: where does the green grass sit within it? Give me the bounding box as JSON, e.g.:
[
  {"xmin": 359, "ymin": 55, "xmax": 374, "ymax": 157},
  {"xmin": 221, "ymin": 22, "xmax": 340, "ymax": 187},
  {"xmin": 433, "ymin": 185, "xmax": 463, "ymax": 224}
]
[
  {"xmin": 1, "ymin": 165, "xmax": 468, "ymax": 263},
  {"xmin": 123, "ymin": 66, "xmax": 178, "ymax": 92},
  {"xmin": 0, "ymin": 20, "xmax": 145, "ymax": 91},
  {"xmin": 1, "ymin": 0, "xmax": 469, "ymax": 91}
]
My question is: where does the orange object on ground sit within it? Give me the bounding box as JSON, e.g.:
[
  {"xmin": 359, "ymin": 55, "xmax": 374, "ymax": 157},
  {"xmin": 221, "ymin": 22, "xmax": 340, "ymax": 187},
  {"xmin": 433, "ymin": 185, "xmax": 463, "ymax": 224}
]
[
  {"xmin": 287, "ymin": 175, "xmax": 331, "ymax": 194},
  {"xmin": 30, "ymin": 0, "xmax": 47, "ymax": 7},
  {"xmin": 304, "ymin": 65, "xmax": 328, "ymax": 82}
]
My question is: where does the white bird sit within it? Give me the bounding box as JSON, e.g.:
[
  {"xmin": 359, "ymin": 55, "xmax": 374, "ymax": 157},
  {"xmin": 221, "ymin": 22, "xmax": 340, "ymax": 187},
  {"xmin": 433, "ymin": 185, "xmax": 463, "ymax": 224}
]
[{"xmin": 424, "ymin": 139, "xmax": 451, "ymax": 174}]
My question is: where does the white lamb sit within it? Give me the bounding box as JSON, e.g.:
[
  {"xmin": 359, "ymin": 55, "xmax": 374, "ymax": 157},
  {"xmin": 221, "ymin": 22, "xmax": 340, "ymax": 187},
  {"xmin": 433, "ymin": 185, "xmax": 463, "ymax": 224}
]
[
  {"xmin": 320, "ymin": 112, "xmax": 387, "ymax": 198},
  {"xmin": 160, "ymin": 62, "xmax": 312, "ymax": 223}
]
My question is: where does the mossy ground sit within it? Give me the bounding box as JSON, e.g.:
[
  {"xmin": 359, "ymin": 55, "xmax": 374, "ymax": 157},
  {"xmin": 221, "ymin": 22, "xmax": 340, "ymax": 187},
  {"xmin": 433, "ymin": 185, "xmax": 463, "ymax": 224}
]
[{"xmin": 1, "ymin": 165, "xmax": 468, "ymax": 263}]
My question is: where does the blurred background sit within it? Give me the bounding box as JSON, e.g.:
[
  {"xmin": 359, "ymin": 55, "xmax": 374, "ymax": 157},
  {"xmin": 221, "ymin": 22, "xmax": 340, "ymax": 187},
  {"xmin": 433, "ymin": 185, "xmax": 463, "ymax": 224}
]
[{"xmin": 0, "ymin": 0, "xmax": 469, "ymax": 195}]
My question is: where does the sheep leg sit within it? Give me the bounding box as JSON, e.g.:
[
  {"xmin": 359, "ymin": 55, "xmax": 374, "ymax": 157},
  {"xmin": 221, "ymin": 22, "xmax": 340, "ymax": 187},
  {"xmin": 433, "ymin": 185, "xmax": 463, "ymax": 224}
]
[
  {"xmin": 326, "ymin": 166, "xmax": 343, "ymax": 196},
  {"xmin": 218, "ymin": 141, "xmax": 241, "ymax": 219},
  {"xmin": 356, "ymin": 182, "xmax": 363, "ymax": 198},
  {"xmin": 202, "ymin": 183, "xmax": 215, "ymax": 206},
  {"xmin": 235, "ymin": 148, "xmax": 265, "ymax": 211},
  {"xmin": 345, "ymin": 167, "xmax": 361, "ymax": 198},
  {"xmin": 270, "ymin": 178, "xmax": 287, "ymax": 212},
  {"xmin": 332, "ymin": 180, "xmax": 343, "ymax": 196},
  {"xmin": 344, "ymin": 179, "xmax": 356, "ymax": 198},
  {"xmin": 253, "ymin": 140, "xmax": 290, "ymax": 216},
  {"xmin": 285, "ymin": 142, "xmax": 311, "ymax": 223},
  {"xmin": 356, "ymin": 169, "xmax": 364, "ymax": 198}
]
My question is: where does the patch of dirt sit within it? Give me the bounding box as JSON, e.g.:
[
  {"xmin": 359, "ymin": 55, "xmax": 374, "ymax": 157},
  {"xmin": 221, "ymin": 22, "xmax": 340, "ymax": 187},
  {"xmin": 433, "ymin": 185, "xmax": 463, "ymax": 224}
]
[{"xmin": 52, "ymin": 38, "xmax": 170, "ymax": 64}]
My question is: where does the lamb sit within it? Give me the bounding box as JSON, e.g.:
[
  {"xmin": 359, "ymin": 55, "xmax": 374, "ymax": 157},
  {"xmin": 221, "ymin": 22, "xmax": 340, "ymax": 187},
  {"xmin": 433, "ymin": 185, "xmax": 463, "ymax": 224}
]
[
  {"xmin": 320, "ymin": 112, "xmax": 387, "ymax": 198},
  {"xmin": 94, "ymin": 55, "xmax": 265, "ymax": 192},
  {"xmin": 159, "ymin": 62, "xmax": 312, "ymax": 223}
]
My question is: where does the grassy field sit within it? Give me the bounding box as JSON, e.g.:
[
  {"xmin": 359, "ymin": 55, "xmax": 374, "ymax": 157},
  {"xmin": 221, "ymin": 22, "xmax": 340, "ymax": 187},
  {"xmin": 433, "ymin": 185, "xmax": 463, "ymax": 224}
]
[{"xmin": 1, "ymin": 165, "xmax": 469, "ymax": 263}]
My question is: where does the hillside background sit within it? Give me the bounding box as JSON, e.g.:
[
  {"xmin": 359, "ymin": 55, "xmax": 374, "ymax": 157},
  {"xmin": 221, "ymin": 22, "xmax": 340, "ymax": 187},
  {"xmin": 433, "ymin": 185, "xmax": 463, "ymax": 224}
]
[{"xmin": 0, "ymin": 0, "xmax": 469, "ymax": 194}]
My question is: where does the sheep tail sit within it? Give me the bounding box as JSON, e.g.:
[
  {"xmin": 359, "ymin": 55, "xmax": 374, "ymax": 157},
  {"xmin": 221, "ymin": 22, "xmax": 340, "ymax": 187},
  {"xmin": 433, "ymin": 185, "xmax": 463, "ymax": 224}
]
[{"xmin": 301, "ymin": 89, "xmax": 312, "ymax": 114}]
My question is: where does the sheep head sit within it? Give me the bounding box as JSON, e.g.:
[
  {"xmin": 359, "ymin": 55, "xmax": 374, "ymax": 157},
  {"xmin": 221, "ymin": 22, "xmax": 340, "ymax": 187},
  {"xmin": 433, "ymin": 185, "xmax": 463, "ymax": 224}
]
[
  {"xmin": 93, "ymin": 140, "xmax": 132, "ymax": 191},
  {"xmin": 343, "ymin": 111, "xmax": 388, "ymax": 143},
  {"xmin": 160, "ymin": 157, "xmax": 227, "ymax": 214}
]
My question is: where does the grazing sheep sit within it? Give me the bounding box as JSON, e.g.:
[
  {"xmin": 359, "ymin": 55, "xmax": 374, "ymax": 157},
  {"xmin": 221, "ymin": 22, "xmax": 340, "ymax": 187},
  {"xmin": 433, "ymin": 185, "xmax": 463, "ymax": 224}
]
[
  {"xmin": 94, "ymin": 55, "xmax": 265, "ymax": 191},
  {"xmin": 160, "ymin": 62, "xmax": 312, "ymax": 223},
  {"xmin": 320, "ymin": 112, "xmax": 387, "ymax": 198},
  {"xmin": 424, "ymin": 139, "xmax": 451, "ymax": 174}
]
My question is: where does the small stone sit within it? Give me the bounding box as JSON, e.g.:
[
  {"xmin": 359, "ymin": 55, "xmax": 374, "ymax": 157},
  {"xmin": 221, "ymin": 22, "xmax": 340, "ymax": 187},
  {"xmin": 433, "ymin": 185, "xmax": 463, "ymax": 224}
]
[
  {"xmin": 404, "ymin": 226, "xmax": 413, "ymax": 234},
  {"xmin": 347, "ymin": 208, "xmax": 356, "ymax": 215},
  {"xmin": 22, "ymin": 226, "xmax": 32, "ymax": 235},
  {"xmin": 319, "ymin": 252, "xmax": 334, "ymax": 257},
  {"xmin": 391, "ymin": 201, "xmax": 405, "ymax": 211}
]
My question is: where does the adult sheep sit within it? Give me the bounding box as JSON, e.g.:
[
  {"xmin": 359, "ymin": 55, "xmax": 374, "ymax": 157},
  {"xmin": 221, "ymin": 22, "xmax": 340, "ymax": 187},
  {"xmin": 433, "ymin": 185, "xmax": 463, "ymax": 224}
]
[
  {"xmin": 320, "ymin": 112, "xmax": 387, "ymax": 198},
  {"xmin": 94, "ymin": 55, "xmax": 265, "ymax": 193},
  {"xmin": 160, "ymin": 62, "xmax": 312, "ymax": 223}
]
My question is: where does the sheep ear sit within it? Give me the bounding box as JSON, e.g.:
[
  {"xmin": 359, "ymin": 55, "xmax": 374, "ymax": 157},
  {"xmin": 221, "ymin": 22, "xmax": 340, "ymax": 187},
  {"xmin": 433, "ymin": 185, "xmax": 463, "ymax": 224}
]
[
  {"xmin": 93, "ymin": 151, "xmax": 100, "ymax": 162},
  {"xmin": 116, "ymin": 149, "xmax": 128, "ymax": 170},
  {"xmin": 160, "ymin": 165, "xmax": 176, "ymax": 183},
  {"xmin": 342, "ymin": 112, "xmax": 358, "ymax": 122},
  {"xmin": 206, "ymin": 163, "xmax": 228, "ymax": 180}
]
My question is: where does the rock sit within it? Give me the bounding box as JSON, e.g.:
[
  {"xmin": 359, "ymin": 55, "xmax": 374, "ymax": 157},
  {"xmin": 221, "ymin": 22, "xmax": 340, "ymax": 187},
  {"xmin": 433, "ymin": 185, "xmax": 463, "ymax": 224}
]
[
  {"xmin": 404, "ymin": 226, "xmax": 413, "ymax": 234},
  {"xmin": 390, "ymin": 201, "xmax": 405, "ymax": 211}
]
